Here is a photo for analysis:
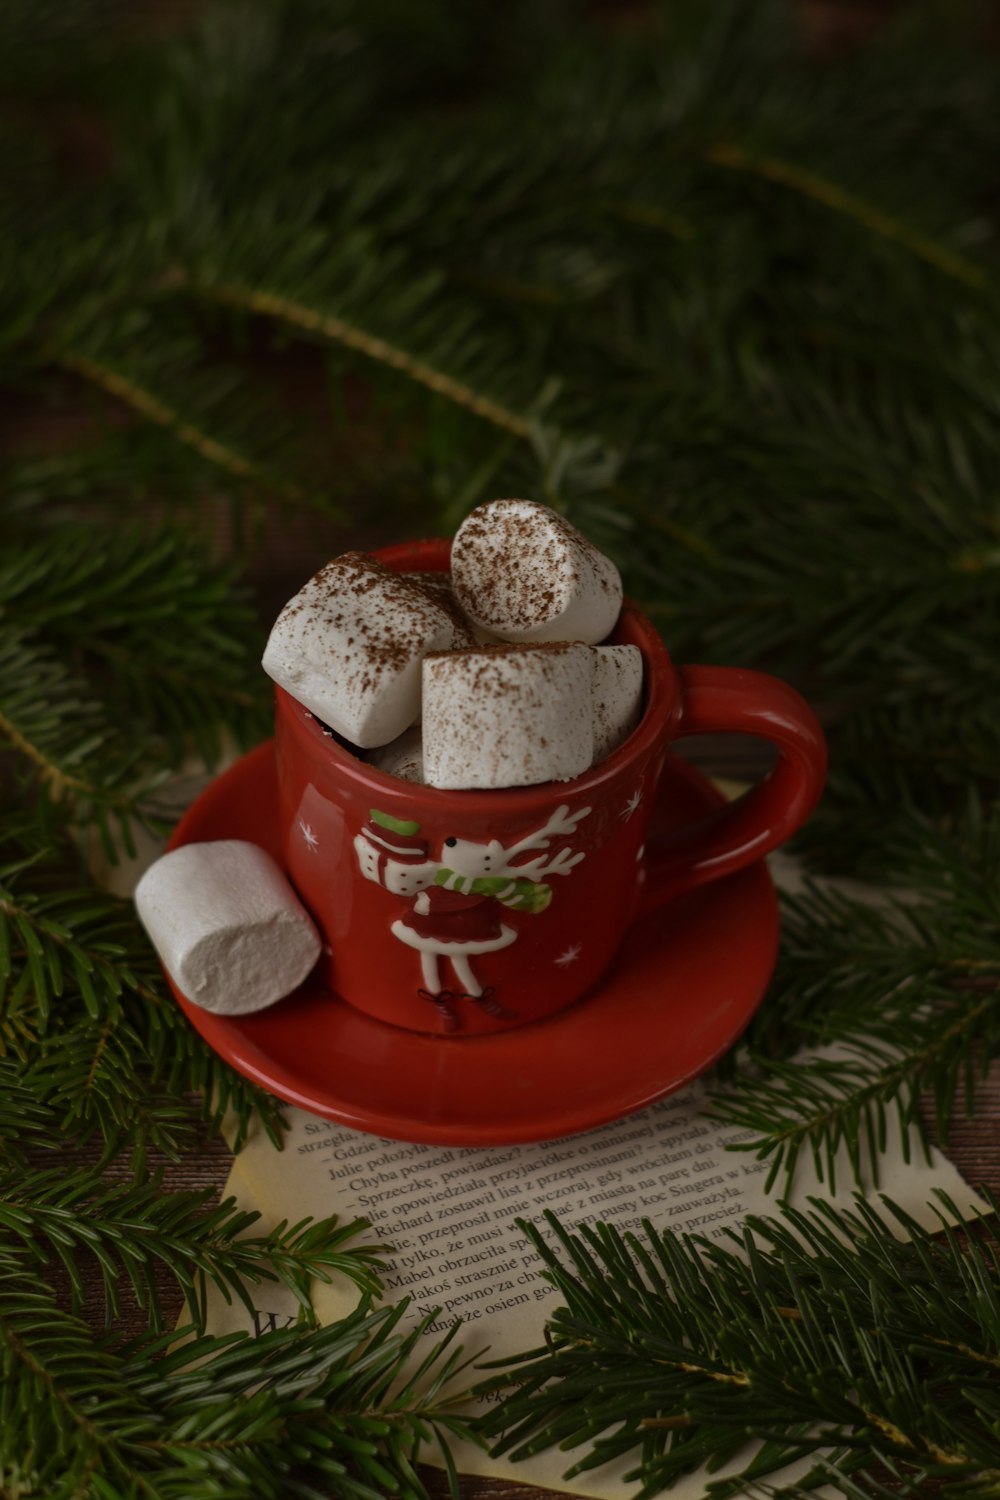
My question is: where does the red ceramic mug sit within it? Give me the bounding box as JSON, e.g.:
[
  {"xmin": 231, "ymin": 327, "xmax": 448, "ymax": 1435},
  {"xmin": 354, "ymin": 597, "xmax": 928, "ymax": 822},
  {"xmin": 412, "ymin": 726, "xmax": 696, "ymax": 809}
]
[{"xmin": 275, "ymin": 538, "xmax": 826, "ymax": 1037}]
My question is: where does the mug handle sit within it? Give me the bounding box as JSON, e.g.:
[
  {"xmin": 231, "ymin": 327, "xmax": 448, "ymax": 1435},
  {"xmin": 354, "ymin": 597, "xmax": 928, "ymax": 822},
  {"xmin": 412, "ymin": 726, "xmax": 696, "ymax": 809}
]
[{"xmin": 637, "ymin": 666, "xmax": 827, "ymax": 916}]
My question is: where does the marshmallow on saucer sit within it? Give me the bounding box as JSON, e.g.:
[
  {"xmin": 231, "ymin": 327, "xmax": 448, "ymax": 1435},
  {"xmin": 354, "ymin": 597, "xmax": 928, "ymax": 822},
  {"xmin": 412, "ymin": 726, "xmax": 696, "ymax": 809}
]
[
  {"xmin": 367, "ymin": 726, "xmax": 425, "ymax": 784},
  {"xmin": 262, "ymin": 553, "xmax": 465, "ymax": 748},
  {"xmin": 422, "ymin": 644, "xmax": 593, "ymax": 789},
  {"xmin": 451, "ymin": 499, "xmax": 622, "ymax": 646},
  {"xmin": 590, "ymin": 645, "xmax": 644, "ymax": 763},
  {"xmin": 135, "ymin": 840, "xmax": 321, "ymax": 1015}
]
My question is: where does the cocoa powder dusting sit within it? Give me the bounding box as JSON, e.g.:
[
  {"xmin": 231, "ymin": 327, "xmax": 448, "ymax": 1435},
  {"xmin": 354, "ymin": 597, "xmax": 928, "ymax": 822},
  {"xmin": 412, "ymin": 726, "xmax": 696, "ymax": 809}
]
[
  {"xmin": 452, "ymin": 500, "xmax": 576, "ymax": 632},
  {"xmin": 422, "ymin": 640, "xmax": 593, "ymax": 787},
  {"xmin": 287, "ymin": 551, "xmax": 465, "ymax": 699}
]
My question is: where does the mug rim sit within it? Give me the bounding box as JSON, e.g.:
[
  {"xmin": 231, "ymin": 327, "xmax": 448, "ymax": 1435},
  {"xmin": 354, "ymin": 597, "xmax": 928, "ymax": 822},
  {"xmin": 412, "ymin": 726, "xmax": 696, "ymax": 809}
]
[{"xmin": 275, "ymin": 535, "xmax": 679, "ymax": 809}]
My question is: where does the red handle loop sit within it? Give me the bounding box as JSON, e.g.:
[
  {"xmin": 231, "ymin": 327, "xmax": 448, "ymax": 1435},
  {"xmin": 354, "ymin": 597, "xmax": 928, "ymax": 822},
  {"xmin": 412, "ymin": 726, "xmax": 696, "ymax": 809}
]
[{"xmin": 639, "ymin": 666, "xmax": 827, "ymax": 915}]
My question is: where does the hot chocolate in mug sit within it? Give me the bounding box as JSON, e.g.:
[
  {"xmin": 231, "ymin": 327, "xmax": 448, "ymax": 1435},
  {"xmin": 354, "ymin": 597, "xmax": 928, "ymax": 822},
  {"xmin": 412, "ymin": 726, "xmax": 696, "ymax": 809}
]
[{"xmin": 275, "ymin": 538, "xmax": 827, "ymax": 1036}]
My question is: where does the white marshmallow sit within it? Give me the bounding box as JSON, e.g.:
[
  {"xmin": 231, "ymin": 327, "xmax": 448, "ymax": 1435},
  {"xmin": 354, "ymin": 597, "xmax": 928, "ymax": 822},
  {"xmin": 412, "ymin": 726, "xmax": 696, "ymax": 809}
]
[
  {"xmin": 451, "ymin": 499, "xmax": 622, "ymax": 646},
  {"xmin": 367, "ymin": 726, "xmax": 425, "ymax": 784},
  {"xmin": 422, "ymin": 645, "xmax": 594, "ymax": 789},
  {"xmin": 590, "ymin": 645, "xmax": 644, "ymax": 762},
  {"xmin": 403, "ymin": 572, "xmax": 480, "ymax": 644},
  {"xmin": 262, "ymin": 553, "xmax": 465, "ymax": 748},
  {"xmin": 135, "ymin": 841, "xmax": 321, "ymax": 1015}
]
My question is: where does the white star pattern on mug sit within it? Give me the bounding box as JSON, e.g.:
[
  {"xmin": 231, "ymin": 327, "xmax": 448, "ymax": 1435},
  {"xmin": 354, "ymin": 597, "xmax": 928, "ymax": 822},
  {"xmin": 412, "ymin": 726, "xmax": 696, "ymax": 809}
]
[
  {"xmin": 299, "ymin": 820, "xmax": 319, "ymax": 851},
  {"xmin": 620, "ymin": 789, "xmax": 642, "ymax": 821},
  {"xmin": 554, "ymin": 943, "xmax": 582, "ymax": 966}
]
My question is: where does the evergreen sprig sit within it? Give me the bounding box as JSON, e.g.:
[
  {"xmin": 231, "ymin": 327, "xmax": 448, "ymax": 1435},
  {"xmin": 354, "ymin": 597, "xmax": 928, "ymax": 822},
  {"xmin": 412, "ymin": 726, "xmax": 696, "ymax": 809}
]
[
  {"xmin": 0, "ymin": 1057, "xmax": 58, "ymax": 1168},
  {"xmin": 710, "ymin": 800, "xmax": 1000, "ymax": 1192},
  {"xmin": 481, "ymin": 1199, "xmax": 1000, "ymax": 1498},
  {"xmin": 0, "ymin": 625, "xmax": 168, "ymax": 859},
  {"xmin": 0, "ymin": 1166, "xmax": 386, "ymax": 1331},
  {"xmin": 0, "ymin": 1272, "xmax": 478, "ymax": 1500},
  {"xmin": 0, "ymin": 841, "xmax": 287, "ymax": 1164},
  {"xmin": 0, "ymin": 523, "xmax": 270, "ymax": 761}
]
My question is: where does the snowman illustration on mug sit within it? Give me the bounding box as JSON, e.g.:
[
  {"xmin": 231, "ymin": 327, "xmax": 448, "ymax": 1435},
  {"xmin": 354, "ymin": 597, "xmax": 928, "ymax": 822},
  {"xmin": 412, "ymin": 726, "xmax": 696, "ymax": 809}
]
[{"xmin": 353, "ymin": 803, "xmax": 591, "ymax": 1030}]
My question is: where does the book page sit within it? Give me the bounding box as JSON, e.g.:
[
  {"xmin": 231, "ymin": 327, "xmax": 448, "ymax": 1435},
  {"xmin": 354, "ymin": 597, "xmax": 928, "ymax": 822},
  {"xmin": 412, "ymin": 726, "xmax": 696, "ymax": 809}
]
[{"xmin": 204, "ymin": 1077, "xmax": 983, "ymax": 1499}]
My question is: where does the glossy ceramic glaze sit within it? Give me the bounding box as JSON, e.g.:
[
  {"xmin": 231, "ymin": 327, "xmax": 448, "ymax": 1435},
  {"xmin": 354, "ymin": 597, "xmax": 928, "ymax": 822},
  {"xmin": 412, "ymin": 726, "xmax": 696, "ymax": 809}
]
[
  {"xmin": 167, "ymin": 742, "xmax": 781, "ymax": 1145},
  {"xmin": 272, "ymin": 537, "xmax": 826, "ymax": 1036}
]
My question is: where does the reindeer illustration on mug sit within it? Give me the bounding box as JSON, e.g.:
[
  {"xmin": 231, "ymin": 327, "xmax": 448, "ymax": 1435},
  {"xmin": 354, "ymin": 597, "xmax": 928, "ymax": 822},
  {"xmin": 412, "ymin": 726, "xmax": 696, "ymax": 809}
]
[{"xmin": 353, "ymin": 802, "xmax": 592, "ymax": 1029}]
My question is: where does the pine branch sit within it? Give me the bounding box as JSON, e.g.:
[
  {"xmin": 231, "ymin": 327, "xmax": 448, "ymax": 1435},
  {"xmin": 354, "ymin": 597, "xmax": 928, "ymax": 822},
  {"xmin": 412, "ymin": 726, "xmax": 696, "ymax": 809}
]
[
  {"xmin": 0, "ymin": 625, "xmax": 174, "ymax": 858},
  {"xmin": 55, "ymin": 347, "xmax": 320, "ymax": 508},
  {"xmin": 1, "ymin": 857, "xmax": 140, "ymax": 1029},
  {"xmin": 0, "ymin": 523, "xmax": 270, "ymax": 761},
  {"xmin": 24, "ymin": 1008, "xmax": 288, "ymax": 1168},
  {"xmin": 480, "ymin": 1199, "xmax": 1000, "ymax": 1498},
  {"xmin": 704, "ymin": 142, "xmax": 989, "ymax": 289},
  {"xmin": 0, "ymin": 1255, "xmax": 146, "ymax": 1499},
  {"xmin": 709, "ymin": 801, "xmax": 1000, "ymax": 1191},
  {"xmin": 123, "ymin": 1303, "xmax": 480, "ymax": 1500},
  {"xmin": 708, "ymin": 1022, "xmax": 982, "ymax": 1197},
  {"xmin": 193, "ymin": 279, "xmax": 534, "ymax": 439},
  {"xmin": 0, "ymin": 840, "xmax": 286, "ymax": 1164},
  {"xmin": 0, "ymin": 1057, "xmax": 59, "ymax": 1167},
  {"xmin": 0, "ymin": 1166, "xmax": 386, "ymax": 1331},
  {"xmin": 29, "ymin": 1022, "xmax": 209, "ymax": 1166},
  {"xmin": 0, "ymin": 1275, "xmax": 478, "ymax": 1500}
]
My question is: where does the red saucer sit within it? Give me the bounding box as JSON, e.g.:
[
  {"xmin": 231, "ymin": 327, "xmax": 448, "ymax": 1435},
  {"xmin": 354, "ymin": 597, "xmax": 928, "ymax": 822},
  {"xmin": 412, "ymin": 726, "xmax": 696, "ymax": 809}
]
[{"xmin": 167, "ymin": 743, "xmax": 779, "ymax": 1146}]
